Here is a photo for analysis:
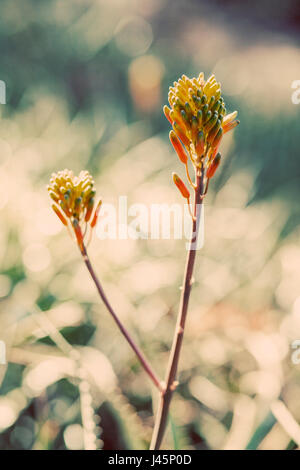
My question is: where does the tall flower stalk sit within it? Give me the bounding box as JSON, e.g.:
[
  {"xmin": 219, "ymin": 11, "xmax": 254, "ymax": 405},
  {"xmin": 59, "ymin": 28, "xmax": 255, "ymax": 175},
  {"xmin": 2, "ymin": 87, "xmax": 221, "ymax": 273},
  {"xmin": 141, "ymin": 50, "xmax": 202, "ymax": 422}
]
[
  {"xmin": 47, "ymin": 72, "xmax": 238, "ymax": 450},
  {"xmin": 47, "ymin": 170, "xmax": 163, "ymax": 392},
  {"xmin": 150, "ymin": 73, "xmax": 239, "ymax": 449}
]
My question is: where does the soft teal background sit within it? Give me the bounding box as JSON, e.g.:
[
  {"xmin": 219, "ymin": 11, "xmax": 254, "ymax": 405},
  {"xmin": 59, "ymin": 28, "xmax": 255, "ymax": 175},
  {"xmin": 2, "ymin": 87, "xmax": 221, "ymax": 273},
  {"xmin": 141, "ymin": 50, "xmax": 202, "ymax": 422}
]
[{"xmin": 0, "ymin": 0, "xmax": 300, "ymax": 450}]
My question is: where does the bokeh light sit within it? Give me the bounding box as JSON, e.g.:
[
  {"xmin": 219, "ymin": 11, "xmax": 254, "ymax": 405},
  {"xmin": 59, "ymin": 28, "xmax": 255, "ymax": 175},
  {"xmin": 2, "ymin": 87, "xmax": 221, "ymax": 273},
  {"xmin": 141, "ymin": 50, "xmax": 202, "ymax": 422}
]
[{"xmin": 0, "ymin": 0, "xmax": 300, "ymax": 451}]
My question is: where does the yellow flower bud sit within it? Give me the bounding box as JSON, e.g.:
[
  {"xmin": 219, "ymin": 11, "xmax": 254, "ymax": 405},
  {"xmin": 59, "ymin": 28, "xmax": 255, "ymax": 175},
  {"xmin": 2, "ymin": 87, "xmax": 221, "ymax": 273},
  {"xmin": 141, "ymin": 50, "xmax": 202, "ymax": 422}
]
[
  {"xmin": 163, "ymin": 105, "xmax": 172, "ymax": 124},
  {"xmin": 173, "ymin": 122, "xmax": 190, "ymax": 147}
]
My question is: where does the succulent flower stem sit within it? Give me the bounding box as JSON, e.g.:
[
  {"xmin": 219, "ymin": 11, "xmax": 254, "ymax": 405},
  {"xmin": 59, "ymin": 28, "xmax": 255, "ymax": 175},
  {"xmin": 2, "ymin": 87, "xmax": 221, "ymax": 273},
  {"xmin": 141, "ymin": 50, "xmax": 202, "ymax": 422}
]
[
  {"xmin": 79, "ymin": 242, "xmax": 163, "ymax": 393},
  {"xmin": 187, "ymin": 198, "xmax": 194, "ymax": 220},
  {"xmin": 150, "ymin": 169, "xmax": 204, "ymax": 450},
  {"xmin": 185, "ymin": 163, "xmax": 196, "ymax": 189}
]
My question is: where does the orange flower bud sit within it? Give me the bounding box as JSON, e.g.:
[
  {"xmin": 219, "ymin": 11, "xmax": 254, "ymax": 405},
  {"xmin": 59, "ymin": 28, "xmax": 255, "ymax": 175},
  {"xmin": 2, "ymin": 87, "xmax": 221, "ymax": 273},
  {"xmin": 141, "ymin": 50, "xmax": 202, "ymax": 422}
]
[
  {"xmin": 173, "ymin": 122, "xmax": 190, "ymax": 148},
  {"xmin": 85, "ymin": 198, "xmax": 94, "ymax": 222},
  {"xmin": 223, "ymin": 119, "xmax": 239, "ymax": 134},
  {"xmin": 73, "ymin": 219, "xmax": 84, "ymax": 252},
  {"xmin": 212, "ymin": 128, "xmax": 223, "ymax": 151},
  {"xmin": 195, "ymin": 131, "xmax": 205, "ymax": 158},
  {"xmin": 211, "ymin": 144, "xmax": 220, "ymax": 161},
  {"xmin": 171, "ymin": 109, "xmax": 188, "ymax": 133},
  {"xmin": 172, "ymin": 173, "xmax": 190, "ymax": 199},
  {"xmin": 207, "ymin": 119, "xmax": 221, "ymax": 144},
  {"xmin": 91, "ymin": 200, "xmax": 102, "ymax": 228},
  {"xmin": 52, "ymin": 204, "xmax": 68, "ymax": 226},
  {"xmin": 191, "ymin": 116, "xmax": 198, "ymax": 144},
  {"xmin": 48, "ymin": 190, "xmax": 59, "ymax": 203},
  {"xmin": 197, "ymin": 110, "xmax": 203, "ymax": 127},
  {"xmin": 204, "ymin": 112, "xmax": 218, "ymax": 133},
  {"xmin": 222, "ymin": 111, "xmax": 238, "ymax": 126},
  {"xmin": 169, "ymin": 131, "xmax": 188, "ymax": 164},
  {"xmin": 207, "ymin": 153, "xmax": 221, "ymax": 179}
]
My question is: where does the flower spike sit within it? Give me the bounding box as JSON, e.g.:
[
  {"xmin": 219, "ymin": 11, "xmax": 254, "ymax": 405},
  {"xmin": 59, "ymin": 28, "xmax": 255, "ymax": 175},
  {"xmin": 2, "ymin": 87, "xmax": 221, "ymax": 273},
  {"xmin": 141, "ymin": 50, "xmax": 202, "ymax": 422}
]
[
  {"xmin": 164, "ymin": 72, "xmax": 239, "ymax": 196},
  {"xmin": 152, "ymin": 72, "xmax": 240, "ymax": 451},
  {"xmin": 47, "ymin": 169, "xmax": 101, "ymax": 252}
]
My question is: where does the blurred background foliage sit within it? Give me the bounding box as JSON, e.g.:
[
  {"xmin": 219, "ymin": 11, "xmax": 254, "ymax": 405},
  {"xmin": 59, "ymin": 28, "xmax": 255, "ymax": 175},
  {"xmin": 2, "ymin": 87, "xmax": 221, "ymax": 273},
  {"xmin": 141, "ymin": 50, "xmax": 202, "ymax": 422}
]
[{"xmin": 0, "ymin": 0, "xmax": 300, "ymax": 450}]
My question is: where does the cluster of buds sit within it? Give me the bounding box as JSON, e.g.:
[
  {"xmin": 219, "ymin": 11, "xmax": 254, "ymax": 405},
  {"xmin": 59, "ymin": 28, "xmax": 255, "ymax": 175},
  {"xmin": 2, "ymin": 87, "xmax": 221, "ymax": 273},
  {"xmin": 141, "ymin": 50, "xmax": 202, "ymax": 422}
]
[
  {"xmin": 48, "ymin": 169, "xmax": 101, "ymax": 252},
  {"xmin": 164, "ymin": 73, "xmax": 239, "ymax": 203}
]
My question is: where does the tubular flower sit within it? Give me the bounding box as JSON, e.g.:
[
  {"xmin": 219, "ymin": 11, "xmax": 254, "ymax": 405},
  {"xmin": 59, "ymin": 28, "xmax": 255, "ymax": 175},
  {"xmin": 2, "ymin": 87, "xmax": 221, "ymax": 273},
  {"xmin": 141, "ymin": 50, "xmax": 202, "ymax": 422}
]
[
  {"xmin": 165, "ymin": 73, "xmax": 239, "ymax": 181},
  {"xmin": 172, "ymin": 172, "xmax": 190, "ymax": 199},
  {"xmin": 47, "ymin": 169, "xmax": 102, "ymax": 251}
]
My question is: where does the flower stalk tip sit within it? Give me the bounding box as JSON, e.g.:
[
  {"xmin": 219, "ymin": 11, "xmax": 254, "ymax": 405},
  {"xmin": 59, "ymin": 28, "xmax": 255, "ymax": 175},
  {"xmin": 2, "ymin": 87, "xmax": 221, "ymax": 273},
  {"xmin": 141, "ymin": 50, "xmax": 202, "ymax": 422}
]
[
  {"xmin": 165, "ymin": 72, "xmax": 239, "ymax": 196},
  {"xmin": 47, "ymin": 169, "xmax": 101, "ymax": 251}
]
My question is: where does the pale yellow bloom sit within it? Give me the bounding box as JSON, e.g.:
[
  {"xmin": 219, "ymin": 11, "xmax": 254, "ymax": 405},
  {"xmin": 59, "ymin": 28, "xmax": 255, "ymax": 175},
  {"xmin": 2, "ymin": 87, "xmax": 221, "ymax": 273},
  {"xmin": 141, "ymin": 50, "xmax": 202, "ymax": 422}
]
[
  {"xmin": 164, "ymin": 73, "xmax": 239, "ymax": 170},
  {"xmin": 47, "ymin": 169, "xmax": 101, "ymax": 250}
]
